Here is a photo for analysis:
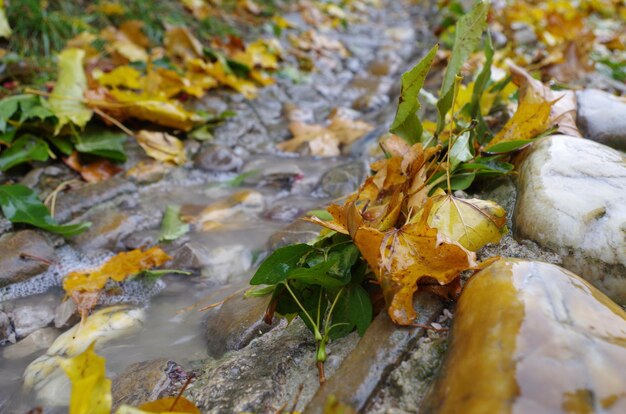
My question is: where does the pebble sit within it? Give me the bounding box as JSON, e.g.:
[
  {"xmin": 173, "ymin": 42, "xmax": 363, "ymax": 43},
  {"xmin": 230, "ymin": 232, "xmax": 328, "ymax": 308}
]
[{"xmin": 0, "ymin": 230, "xmax": 55, "ymax": 288}]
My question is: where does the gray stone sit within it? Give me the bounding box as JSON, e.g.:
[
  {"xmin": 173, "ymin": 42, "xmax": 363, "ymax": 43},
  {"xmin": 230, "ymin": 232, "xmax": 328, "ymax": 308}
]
[
  {"xmin": 53, "ymin": 300, "xmax": 79, "ymax": 329},
  {"xmin": 111, "ymin": 359, "xmax": 189, "ymax": 411},
  {"xmin": 204, "ymin": 293, "xmax": 278, "ymax": 357},
  {"xmin": 70, "ymin": 210, "xmax": 141, "ymax": 252},
  {"xmin": 194, "ymin": 146, "xmax": 244, "ymax": 173},
  {"xmin": 0, "ymin": 230, "xmax": 55, "ymax": 288},
  {"xmin": 2, "ymin": 327, "xmax": 60, "ymax": 360},
  {"xmin": 316, "ymin": 160, "xmax": 367, "ymax": 198},
  {"xmin": 11, "ymin": 302, "xmax": 55, "ymax": 339},
  {"xmin": 0, "ymin": 310, "xmax": 15, "ymax": 345},
  {"xmin": 303, "ymin": 292, "xmax": 443, "ymax": 414},
  {"xmin": 514, "ymin": 135, "xmax": 626, "ymax": 303},
  {"xmin": 267, "ymin": 220, "xmax": 322, "ymax": 250},
  {"xmin": 577, "ymin": 89, "xmax": 626, "ymax": 151}
]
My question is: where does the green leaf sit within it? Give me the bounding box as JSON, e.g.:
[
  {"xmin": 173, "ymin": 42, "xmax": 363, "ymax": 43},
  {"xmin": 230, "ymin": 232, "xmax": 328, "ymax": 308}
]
[
  {"xmin": 250, "ymin": 243, "xmax": 314, "ymax": 285},
  {"xmin": 306, "ymin": 209, "xmax": 333, "ymax": 221},
  {"xmin": 389, "ymin": 45, "xmax": 438, "ymax": 144},
  {"xmin": 449, "ymin": 172, "xmax": 476, "ymax": 190},
  {"xmin": 329, "ymin": 284, "xmax": 372, "ymax": 340},
  {"xmin": 0, "ymin": 127, "xmax": 17, "ymax": 145},
  {"xmin": 188, "ymin": 125, "xmax": 214, "ymax": 141},
  {"xmin": 48, "ymin": 136, "xmax": 75, "ymax": 155},
  {"xmin": 141, "ymin": 269, "xmax": 191, "ymax": 279},
  {"xmin": 0, "ymin": 95, "xmax": 54, "ymax": 133},
  {"xmin": 436, "ymin": 0, "xmax": 489, "ymax": 134},
  {"xmin": 159, "ymin": 205, "xmax": 190, "ymax": 242},
  {"xmin": 0, "ymin": 95, "xmax": 24, "ymax": 132},
  {"xmin": 0, "ymin": 184, "xmax": 91, "ymax": 236},
  {"xmin": 482, "ymin": 139, "xmax": 533, "ymax": 154},
  {"xmin": 0, "ymin": 134, "xmax": 50, "ymax": 171},
  {"xmin": 288, "ymin": 244, "xmax": 359, "ymax": 288},
  {"xmin": 458, "ymin": 157, "xmax": 514, "ymax": 176},
  {"xmin": 49, "ymin": 48, "xmax": 93, "ymax": 134},
  {"xmin": 73, "ymin": 129, "xmax": 127, "ymax": 161},
  {"xmin": 298, "ymin": 285, "xmax": 327, "ymax": 334},
  {"xmin": 449, "ymin": 131, "xmax": 473, "ymax": 170},
  {"xmin": 468, "ymin": 31, "xmax": 494, "ymax": 120},
  {"xmin": 245, "ymin": 285, "xmax": 276, "ymax": 298}
]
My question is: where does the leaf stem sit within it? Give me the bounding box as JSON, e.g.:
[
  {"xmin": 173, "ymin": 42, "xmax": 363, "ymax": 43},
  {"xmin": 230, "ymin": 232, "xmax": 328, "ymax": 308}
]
[
  {"xmin": 283, "ymin": 282, "xmax": 321, "ymax": 340},
  {"xmin": 445, "ymin": 75, "xmax": 464, "ymax": 194}
]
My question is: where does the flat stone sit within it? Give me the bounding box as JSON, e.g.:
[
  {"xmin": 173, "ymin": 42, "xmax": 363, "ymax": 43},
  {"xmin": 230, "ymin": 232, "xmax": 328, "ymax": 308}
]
[
  {"xmin": 0, "ymin": 230, "xmax": 55, "ymax": 288},
  {"xmin": 2, "ymin": 327, "xmax": 60, "ymax": 360},
  {"xmin": 577, "ymin": 89, "xmax": 626, "ymax": 151},
  {"xmin": 111, "ymin": 359, "xmax": 189, "ymax": 411},
  {"xmin": 10, "ymin": 299, "xmax": 55, "ymax": 339},
  {"xmin": 303, "ymin": 292, "xmax": 443, "ymax": 414},
  {"xmin": 70, "ymin": 210, "xmax": 141, "ymax": 252},
  {"xmin": 204, "ymin": 293, "xmax": 278, "ymax": 357},
  {"xmin": 53, "ymin": 299, "xmax": 79, "ymax": 329},
  {"xmin": 514, "ymin": 135, "xmax": 626, "ymax": 303},
  {"xmin": 194, "ymin": 146, "xmax": 244, "ymax": 173},
  {"xmin": 421, "ymin": 258, "xmax": 626, "ymax": 413}
]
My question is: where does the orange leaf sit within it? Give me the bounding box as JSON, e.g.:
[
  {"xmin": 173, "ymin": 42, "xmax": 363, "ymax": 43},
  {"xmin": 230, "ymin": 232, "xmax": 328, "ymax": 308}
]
[
  {"xmin": 137, "ymin": 396, "xmax": 201, "ymax": 413},
  {"xmin": 64, "ymin": 152, "xmax": 122, "ymax": 183}
]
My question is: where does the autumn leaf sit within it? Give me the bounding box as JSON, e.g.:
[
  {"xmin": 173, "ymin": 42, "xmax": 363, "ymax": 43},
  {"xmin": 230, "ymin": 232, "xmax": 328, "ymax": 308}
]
[
  {"xmin": 49, "ymin": 48, "xmax": 93, "ymax": 134},
  {"xmin": 58, "ymin": 342, "xmax": 112, "ymax": 414},
  {"xmin": 421, "ymin": 188, "xmax": 507, "ymax": 252},
  {"xmin": 164, "ymin": 27, "xmax": 204, "ymax": 63},
  {"xmin": 137, "ymin": 397, "xmax": 201, "ymax": 413},
  {"xmin": 354, "ymin": 201, "xmax": 477, "ymax": 325},
  {"xmin": 278, "ymin": 110, "xmax": 373, "ymax": 156},
  {"xmin": 0, "ymin": 0, "xmax": 11, "ymax": 38},
  {"xmin": 136, "ymin": 130, "xmax": 186, "ymax": 165},
  {"xmin": 64, "ymin": 152, "xmax": 122, "ymax": 183},
  {"xmin": 100, "ymin": 21, "xmax": 149, "ymax": 63}
]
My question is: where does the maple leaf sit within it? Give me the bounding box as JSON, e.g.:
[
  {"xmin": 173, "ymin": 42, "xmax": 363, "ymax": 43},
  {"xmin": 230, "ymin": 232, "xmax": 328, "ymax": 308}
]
[
  {"xmin": 277, "ymin": 110, "xmax": 373, "ymax": 156},
  {"xmin": 136, "ymin": 130, "xmax": 187, "ymax": 166},
  {"xmin": 49, "ymin": 48, "xmax": 93, "ymax": 134},
  {"xmin": 58, "ymin": 342, "xmax": 112, "ymax": 414},
  {"xmin": 422, "ymin": 188, "xmax": 507, "ymax": 252},
  {"xmin": 354, "ymin": 200, "xmax": 477, "ymax": 325}
]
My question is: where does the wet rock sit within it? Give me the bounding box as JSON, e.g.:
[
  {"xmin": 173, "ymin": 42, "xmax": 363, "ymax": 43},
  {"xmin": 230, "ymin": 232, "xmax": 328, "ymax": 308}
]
[
  {"xmin": 126, "ymin": 160, "xmax": 174, "ymax": 184},
  {"xmin": 204, "ymin": 294, "xmax": 277, "ymax": 357},
  {"xmin": 200, "ymin": 245, "xmax": 253, "ymax": 283},
  {"xmin": 0, "ymin": 310, "xmax": 15, "ymax": 345},
  {"xmin": 11, "ymin": 300, "xmax": 55, "ymax": 339},
  {"xmin": 303, "ymin": 292, "xmax": 443, "ymax": 414},
  {"xmin": 514, "ymin": 135, "xmax": 626, "ymax": 303},
  {"xmin": 421, "ymin": 258, "xmax": 626, "ymax": 414},
  {"xmin": 186, "ymin": 319, "xmax": 360, "ymax": 413},
  {"xmin": 111, "ymin": 359, "xmax": 189, "ymax": 410},
  {"xmin": 267, "ymin": 220, "xmax": 322, "ymax": 250},
  {"xmin": 263, "ymin": 203, "xmax": 307, "ymax": 222},
  {"xmin": 576, "ymin": 89, "xmax": 626, "ymax": 151},
  {"xmin": 53, "ymin": 299, "xmax": 79, "ymax": 329},
  {"xmin": 2, "ymin": 327, "xmax": 60, "ymax": 360},
  {"xmin": 0, "ymin": 230, "xmax": 55, "ymax": 288},
  {"xmin": 316, "ymin": 160, "xmax": 367, "ymax": 198},
  {"xmin": 241, "ymin": 158, "xmax": 304, "ymax": 191},
  {"xmin": 194, "ymin": 146, "xmax": 244, "ymax": 173},
  {"xmin": 23, "ymin": 305, "xmax": 145, "ymax": 405},
  {"xmin": 70, "ymin": 210, "xmax": 141, "ymax": 252}
]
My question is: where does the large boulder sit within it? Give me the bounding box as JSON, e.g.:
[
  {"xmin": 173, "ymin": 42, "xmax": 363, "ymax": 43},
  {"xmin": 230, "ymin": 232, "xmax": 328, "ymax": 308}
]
[
  {"xmin": 514, "ymin": 135, "xmax": 626, "ymax": 303},
  {"xmin": 421, "ymin": 258, "xmax": 626, "ymax": 413},
  {"xmin": 576, "ymin": 89, "xmax": 626, "ymax": 151}
]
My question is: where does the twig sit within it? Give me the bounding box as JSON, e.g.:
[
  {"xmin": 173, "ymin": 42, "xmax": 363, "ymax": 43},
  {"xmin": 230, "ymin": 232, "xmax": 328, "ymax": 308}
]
[
  {"xmin": 317, "ymin": 361, "xmax": 326, "ymax": 385},
  {"xmin": 197, "ymin": 287, "xmax": 247, "ymax": 312},
  {"xmin": 289, "ymin": 384, "xmax": 304, "ymax": 413},
  {"xmin": 91, "ymin": 107, "xmax": 136, "ymax": 137},
  {"xmin": 44, "ymin": 179, "xmax": 81, "ymax": 218},
  {"xmin": 169, "ymin": 375, "xmax": 194, "ymax": 411},
  {"xmin": 19, "ymin": 253, "xmax": 53, "ymax": 265},
  {"xmin": 411, "ymin": 322, "xmax": 449, "ymax": 332}
]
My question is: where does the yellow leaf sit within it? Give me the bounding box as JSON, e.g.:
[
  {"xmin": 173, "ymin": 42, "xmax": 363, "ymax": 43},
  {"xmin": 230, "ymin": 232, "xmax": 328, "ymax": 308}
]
[
  {"xmin": 97, "ymin": 1, "xmax": 125, "ymax": 15},
  {"xmin": 100, "ymin": 22, "xmax": 149, "ymax": 63},
  {"xmin": 138, "ymin": 397, "xmax": 201, "ymax": 413},
  {"xmin": 136, "ymin": 130, "xmax": 187, "ymax": 165},
  {"xmin": 58, "ymin": 342, "xmax": 112, "ymax": 414},
  {"xmin": 49, "ymin": 48, "xmax": 93, "ymax": 134},
  {"xmin": 0, "ymin": 0, "xmax": 12, "ymax": 39},
  {"xmin": 95, "ymin": 66, "xmax": 143, "ymax": 89},
  {"xmin": 423, "ymin": 188, "xmax": 507, "ymax": 252},
  {"xmin": 164, "ymin": 27, "xmax": 203, "ymax": 63},
  {"xmin": 180, "ymin": 0, "xmax": 212, "ymax": 19},
  {"xmin": 232, "ymin": 39, "xmax": 282, "ymax": 70},
  {"xmin": 63, "ymin": 247, "xmax": 171, "ymax": 294}
]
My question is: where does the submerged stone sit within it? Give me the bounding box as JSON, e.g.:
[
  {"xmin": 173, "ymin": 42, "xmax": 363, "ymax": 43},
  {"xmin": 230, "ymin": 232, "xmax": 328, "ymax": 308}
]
[
  {"xmin": 421, "ymin": 259, "xmax": 626, "ymax": 414},
  {"xmin": 514, "ymin": 135, "xmax": 626, "ymax": 303}
]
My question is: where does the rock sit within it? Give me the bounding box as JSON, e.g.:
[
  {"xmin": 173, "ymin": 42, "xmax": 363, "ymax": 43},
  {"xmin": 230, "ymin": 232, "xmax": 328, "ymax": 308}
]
[
  {"xmin": 2, "ymin": 327, "xmax": 60, "ymax": 360},
  {"xmin": 111, "ymin": 359, "xmax": 190, "ymax": 410},
  {"xmin": 0, "ymin": 310, "xmax": 15, "ymax": 346},
  {"xmin": 23, "ymin": 305, "xmax": 146, "ymax": 405},
  {"xmin": 421, "ymin": 258, "xmax": 626, "ymax": 413},
  {"xmin": 316, "ymin": 160, "xmax": 367, "ymax": 198},
  {"xmin": 204, "ymin": 294, "xmax": 278, "ymax": 357},
  {"xmin": 194, "ymin": 146, "xmax": 244, "ymax": 173},
  {"xmin": 11, "ymin": 300, "xmax": 55, "ymax": 339},
  {"xmin": 0, "ymin": 230, "xmax": 55, "ymax": 287},
  {"xmin": 53, "ymin": 299, "xmax": 79, "ymax": 329},
  {"xmin": 514, "ymin": 135, "xmax": 626, "ymax": 303},
  {"xmin": 576, "ymin": 89, "xmax": 626, "ymax": 151},
  {"xmin": 267, "ymin": 220, "xmax": 322, "ymax": 250},
  {"xmin": 70, "ymin": 210, "xmax": 141, "ymax": 252},
  {"xmin": 303, "ymin": 292, "xmax": 443, "ymax": 414},
  {"xmin": 200, "ymin": 245, "xmax": 253, "ymax": 284}
]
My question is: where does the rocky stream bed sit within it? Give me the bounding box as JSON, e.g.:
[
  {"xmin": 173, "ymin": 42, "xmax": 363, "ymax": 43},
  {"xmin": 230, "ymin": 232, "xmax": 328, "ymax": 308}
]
[{"xmin": 1, "ymin": 0, "xmax": 626, "ymax": 413}]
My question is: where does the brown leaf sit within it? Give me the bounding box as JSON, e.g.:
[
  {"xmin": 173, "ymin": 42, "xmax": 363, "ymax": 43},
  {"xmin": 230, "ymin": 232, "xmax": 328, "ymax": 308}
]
[
  {"xmin": 136, "ymin": 130, "xmax": 186, "ymax": 166},
  {"xmin": 64, "ymin": 152, "xmax": 122, "ymax": 183},
  {"xmin": 164, "ymin": 27, "xmax": 204, "ymax": 63}
]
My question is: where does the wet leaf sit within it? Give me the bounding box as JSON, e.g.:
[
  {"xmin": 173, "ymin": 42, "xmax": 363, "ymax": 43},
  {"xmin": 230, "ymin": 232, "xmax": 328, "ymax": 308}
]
[
  {"xmin": 0, "ymin": 134, "xmax": 50, "ymax": 171},
  {"xmin": 164, "ymin": 27, "xmax": 203, "ymax": 63},
  {"xmin": 63, "ymin": 247, "xmax": 171, "ymax": 295},
  {"xmin": 73, "ymin": 129, "xmax": 127, "ymax": 162},
  {"xmin": 159, "ymin": 205, "xmax": 190, "ymax": 242},
  {"xmin": 250, "ymin": 244, "xmax": 314, "ymax": 285},
  {"xmin": 449, "ymin": 131, "xmax": 473, "ymax": 170},
  {"xmin": 0, "ymin": 184, "xmax": 91, "ymax": 236},
  {"xmin": 424, "ymin": 188, "xmax": 507, "ymax": 251},
  {"xmin": 389, "ymin": 44, "xmax": 438, "ymax": 144},
  {"xmin": 100, "ymin": 22, "xmax": 149, "ymax": 63},
  {"xmin": 58, "ymin": 342, "xmax": 112, "ymax": 414},
  {"xmin": 436, "ymin": 0, "xmax": 489, "ymax": 134},
  {"xmin": 133, "ymin": 396, "xmax": 201, "ymax": 413},
  {"xmin": 0, "ymin": 95, "xmax": 53, "ymax": 132},
  {"xmin": 49, "ymin": 48, "xmax": 93, "ymax": 134},
  {"xmin": 329, "ymin": 284, "xmax": 372, "ymax": 339},
  {"xmin": 136, "ymin": 130, "xmax": 186, "ymax": 165},
  {"xmin": 354, "ymin": 202, "xmax": 477, "ymax": 325},
  {"xmin": 63, "ymin": 152, "xmax": 121, "ymax": 183},
  {"xmin": 288, "ymin": 243, "xmax": 359, "ymax": 288}
]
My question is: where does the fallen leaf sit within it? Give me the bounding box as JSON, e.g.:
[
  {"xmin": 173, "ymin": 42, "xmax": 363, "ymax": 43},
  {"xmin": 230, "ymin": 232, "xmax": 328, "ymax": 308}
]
[
  {"xmin": 100, "ymin": 22, "xmax": 149, "ymax": 63},
  {"xmin": 136, "ymin": 130, "xmax": 186, "ymax": 165},
  {"xmin": 58, "ymin": 342, "xmax": 112, "ymax": 414},
  {"xmin": 421, "ymin": 188, "xmax": 507, "ymax": 252},
  {"xmin": 137, "ymin": 397, "xmax": 201, "ymax": 413},
  {"xmin": 159, "ymin": 205, "xmax": 190, "ymax": 242},
  {"xmin": 63, "ymin": 152, "xmax": 122, "ymax": 183},
  {"xmin": 49, "ymin": 48, "xmax": 93, "ymax": 134},
  {"xmin": 0, "ymin": 1, "xmax": 12, "ymax": 38},
  {"xmin": 545, "ymin": 32, "xmax": 595, "ymax": 84},
  {"xmin": 95, "ymin": 66, "xmax": 143, "ymax": 89},
  {"xmin": 354, "ymin": 201, "xmax": 477, "ymax": 325},
  {"xmin": 164, "ymin": 27, "xmax": 203, "ymax": 63}
]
